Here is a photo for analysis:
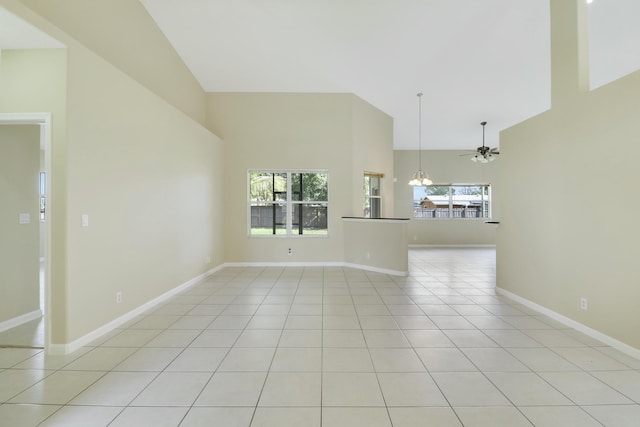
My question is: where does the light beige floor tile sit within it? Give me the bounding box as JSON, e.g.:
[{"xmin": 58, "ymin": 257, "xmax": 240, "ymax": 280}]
[
  {"xmin": 222, "ymin": 304, "xmax": 259, "ymax": 315},
  {"xmin": 142, "ymin": 329, "xmax": 201, "ymax": 348},
  {"xmin": 354, "ymin": 305, "xmax": 391, "ymax": 316},
  {"xmin": 0, "ymin": 403, "xmax": 61, "ymax": 426},
  {"xmin": 186, "ymin": 304, "xmax": 227, "ymax": 316},
  {"xmin": 113, "ymin": 347, "xmax": 181, "ymax": 372},
  {"xmin": 270, "ymin": 347, "xmax": 321, "ymax": 372},
  {"xmin": 454, "ymin": 407, "xmax": 533, "ymax": 427},
  {"xmin": 38, "ymin": 405, "xmax": 122, "ymax": 427},
  {"xmin": 100, "ymin": 329, "xmax": 162, "ymax": 347},
  {"xmin": 461, "ymin": 348, "xmax": 529, "ymax": 372},
  {"xmin": 323, "ymin": 330, "xmax": 366, "ymax": 348},
  {"xmin": 506, "ymin": 348, "xmax": 580, "ymax": 372},
  {"xmin": 443, "ymin": 330, "xmax": 499, "ymax": 348},
  {"xmin": 519, "ymin": 406, "xmax": 603, "ymax": 427},
  {"xmin": 168, "ymin": 316, "xmax": 216, "ymax": 330},
  {"xmin": 486, "ymin": 372, "xmax": 572, "ymax": 406},
  {"xmin": 130, "ymin": 315, "xmax": 181, "ymax": 329},
  {"xmin": 419, "ymin": 304, "xmax": 458, "ymax": 315},
  {"xmin": 279, "ymin": 330, "xmax": 322, "ymax": 347},
  {"xmin": 369, "ymin": 348, "xmax": 426, "ymax": 372},
  {"xmin": 582, "ymin": 404, "xmax": 640, "ymax": 427},
  {"xmin": 189, "ymin": 329, "xmax": 241, "ymax": 347},
  {"xmin": 394, "ymin": 315, "xmax": 438, "ymax": 329},
  {"xmin": 165, "ymin": 347, "xmax": 228, "ymax": 372},
  {"xmin": 252, "ymin": 407, "xmax": 321, "ymax": 427},
  {"xmin": 378, "ymin": 372, "xmax": 448, "ymax": 406},
  {"xmin": 430, "ymin": 315, "xmax": 476, "ymax": 329},
  {"xmin": 322, "ymin": 372, "xmax": 384, "ymax": 406},
  {"xmin": 539, "ymin": 372, "xmax": 633, "ymax": 405},
  {"xmin": 11, "ymin": 348, "xmax": 91, "ymax": 370},
  {"xmin": 322, "ymin": 407, "xmax": 391, "ymax": 427},
  {"xmin": 255, "ymin": 304, "xmax": 291, "ymax": 315},
  {"xmin": 596, "ymin": 347, "xmax": 640, "ymax": 369},
  {"xmin": 208, "ymin": 315, "xmax": 252, "ymax": 330},
  {"xmin": 195, "ymin": 371, "xmax": 266, "ymax": 406},
  {"xmin": 388, "ymin": 407, "xmax": 462, "ymax": 427},
  {"xmin": 323, "ymin": 315, "xmax": 360, "ymax": 330},
  {"xmin": 465, "ymin": 315, "xmax": 514, "ymax": 330},
  {"xmin": 70, "ymin": 371, "xmax": 156, "ymax": 405},
  {"xmin": 10, "ymin": 370, "xmax": 105, "ymax": 404},
  {"xmin": 415, "ymin": 348, "xmax": 477, "ymax": 372},
  {"xmin": 62, "ymin": 347, "xmax": 137, "ymax": 371},
  {"xmin": 181, "ymin": 407, "xmax": 254, "ymax": 427},
  {"xmin": 284, "ymin": 315, "xmax": 322, "ymax": 329},
  {"xmin": 482, "ymin": 330, "xmax": 542, "ymax": 348},
  {"xmin": 403, "ymin": 330, "xmax": 454, "ymax": 348},
  {"xmin": 218, "ymin": 347, "xmax": 275, "ymax": 371},
  {"xmin": 553, "ymin": 347, "xmax": 631, "ymax": 371},
  {"xmin": 258, "ymin": 372, "xmax": 321, "ymax": 406},
  {"xmin": 246, "ymin": 315, "xmax": 287, "ymax": 329},
  {"xmin": 322, "ymin": 348, "xmax": 374, "ymax": 372},
  {"xmin": 130, "ymin": 372, "xmax": 210, "ymax": 406},
  {"xmin": 387, "ymin": 304, "xmax": 424, "ymax": 315},
  {"xmin": 363, "ymin": 329, "xmax": 411, "ymax": 348},
  {"xmin": 108, "ymin": 406, "xmax": 189, "ymax": 427},
  {"xmin": 234, "ymin": 329, "xmax": 282, "ymax": 347},
  {"xmin": 590, "ymin": 370, "xmax": 640, "ymax": 402},
  {"xmin": 289, "ymin": 304, "xmax": 322, "ymax": 316},
  {"xmin": 431, "ymin": 372, "xmax": 511, "ymax": 406},
  {"xmin": 0, "ymin": 368, "xmax": 52, "ymax": 402}
]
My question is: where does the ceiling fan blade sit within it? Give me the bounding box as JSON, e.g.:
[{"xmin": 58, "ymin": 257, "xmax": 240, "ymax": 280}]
[{"xmin": 490, "ymin": 148, "xmax": 500, "ymax": 154}]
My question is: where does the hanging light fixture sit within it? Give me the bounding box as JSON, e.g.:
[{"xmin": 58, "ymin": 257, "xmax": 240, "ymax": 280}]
[
  {"xmin": 470, "ymin": 121, "xmax": 498, "ymax": 163},
  {"xmin": 408, "ymin": 92, "xmax": 433, "ymax": 186}
]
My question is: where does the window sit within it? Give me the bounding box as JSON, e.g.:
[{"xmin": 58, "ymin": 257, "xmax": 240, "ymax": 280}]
[
  {"xmin": 413, "ymin": 184, "xmax": 491, "ymax": 219},
  {"xmin": 363, "ymin": 173, "xmax": 383, "ymax": 218},
  {"xmin": 249, "ymin": 170, "xmax": 328, "ymax": 236}
]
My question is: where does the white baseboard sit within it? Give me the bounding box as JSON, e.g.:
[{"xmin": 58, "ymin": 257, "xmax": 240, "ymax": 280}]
[
  {"xmin": 0, "ymin": 309, "xmax": 42, "ymax": 333},
  {"xmin": 222, "ymin": 261, "xmax": 408, "ymax": 277},
  {"xmin": 409, "ymin": 244, "xmax": 496, "ymax": 248},
  {"xmin": 497, "ymin": 287, "xmax": 640, "ymax": 361},
  {"xmin": 47, "ymin": 265, "xmax": 225, "ymax": 355}
]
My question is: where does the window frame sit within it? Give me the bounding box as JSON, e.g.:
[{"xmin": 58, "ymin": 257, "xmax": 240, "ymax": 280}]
[
  {"xmin": 413, "ymin": 183, "xmax": 492, "ymax": 220},
  {"xmin": 248, "ymin": 169, "xmax": 329, "ymax": 238},
  {"xmin": 363, "ymin": 172, "xmax": 383, "ymax": 218}
]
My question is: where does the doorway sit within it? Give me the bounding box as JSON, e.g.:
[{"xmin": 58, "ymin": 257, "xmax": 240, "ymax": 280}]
[{"xmin": 0, "ymin": 113, "xmax": 52, "ymax": 351}]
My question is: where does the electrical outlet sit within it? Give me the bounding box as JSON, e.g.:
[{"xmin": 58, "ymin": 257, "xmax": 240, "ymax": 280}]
[
  {"xmin": 580, "ymin": 297, "xmax": 588, "ymax": 310},
  {"xmin": 288, "ymin": 248, "xmax": 292, "ymax": 256},
  {"xmin": 116, "ymin": 291, "xmax": 123, "ymax": 304}
]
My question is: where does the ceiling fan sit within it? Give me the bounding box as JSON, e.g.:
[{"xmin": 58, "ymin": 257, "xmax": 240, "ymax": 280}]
[{"xmin": 463, "ymin": 121, "xmax": 499, "ymax": 163}]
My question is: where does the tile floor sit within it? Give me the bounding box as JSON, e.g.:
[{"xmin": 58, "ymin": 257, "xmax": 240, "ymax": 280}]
[{"xmin": 1, "ymin": 247, "xmax": 639, "ymax": 426}]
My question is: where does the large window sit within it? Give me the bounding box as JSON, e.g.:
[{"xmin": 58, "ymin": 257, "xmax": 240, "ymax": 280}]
[
  {"xmin": 249, "ymin": 170, "xmax": 328, "ymax": 236},
  {"xmin": 363, "ymin": 173, "xmax": 382, "ymax": 218},
  {"xmin": 413, "ymin": 184, "xmax": 491, "ymax": 219}
]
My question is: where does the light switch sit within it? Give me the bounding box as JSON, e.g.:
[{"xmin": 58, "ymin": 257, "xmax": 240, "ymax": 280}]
[
  {"xmin": 19, "ymin": 213, "xmax": 30, "ymax": 224},
  {"xmin": 81, "ymin": 214, "xmax": 89, "ymax": 227}
]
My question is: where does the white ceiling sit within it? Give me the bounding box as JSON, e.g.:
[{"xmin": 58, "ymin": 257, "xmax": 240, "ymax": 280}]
[
  {"xmin": 0, "ymin": 7, "xmax": 63, "ymax": 50},
  {"xmin": 2, "ymin": 1, "xmax": 638, "ymax": 150},
  {"xmin": 140, "ymin": 0, "xmax": 552, "ymax": 150}
]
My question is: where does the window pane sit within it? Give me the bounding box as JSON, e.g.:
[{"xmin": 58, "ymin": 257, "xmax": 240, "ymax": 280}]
[
  {"xmin": 292, "ymin": 173, "xmax": 328, "ymax": 202},
  {"xmin": 413, "ymin": 184, "xmax": 490, "ymax": 220},
  {"xmin": 250, "ymin": 172, "xmax": 286, "ymax": 202},
  {"xmin": 451, "ymin": 185, "xmax": 484, "ymax": 218},
  {"xmin": 293, "ymin": 203, "xmax": 328, "ymax": 235},
  {"xmin": 250, "ymin": 202, "xmax": 287, "ymax": 235}
]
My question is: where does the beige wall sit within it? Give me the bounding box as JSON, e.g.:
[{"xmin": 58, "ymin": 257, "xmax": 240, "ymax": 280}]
[
  {"xmin": 207, "ymin": 92, "xmax": 394, "ymax": 263},
  {"xmin": 1, "ymin": 1, "xmax": 225, "ymax": 347},
  {"xmin": 351, "ymin": 96, "xmax": 395, "ymax": 217},
  {"xmin": 394, "ymin": 150, "xmax": 499, "ymax": 245},
  {"xmin": 0, "ymin": 47, "xmax": 68, "ymax": 343},
  {"xmin": 498, "ymin": 0, "xmax": 640, "ymax": 351},
  {"xmin": 19, "ymin": 0, "xmax": 208, "ymax": 126},
  {"xmin": 0, "ymin": 125, "xmax": 40, "ymax": 323},
  {"xmin": 63, "ymin": 44, "xmax": 224, "ymax": 343}
]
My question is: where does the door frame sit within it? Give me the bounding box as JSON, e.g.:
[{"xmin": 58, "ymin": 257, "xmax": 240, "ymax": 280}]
[{"xmin": 0, "ymin": 112, "xmax": 52, "ymax": 353}]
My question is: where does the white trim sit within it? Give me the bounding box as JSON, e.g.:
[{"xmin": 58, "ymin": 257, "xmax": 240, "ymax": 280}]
[
  {"xmin": 409, "ymin": 244, "xmax": 496, "ymax": 248},
  {"xmin": 0, "ymin": 310, "xmax": 42, "ymax": 333},
  {"xmin": 47, "ymin": 265, "xmax": 225, "ymax": 355},
  {"xmin": 0, "ymin": 113, "xmax": 52, "ymax": 354},
  {"xmin": 342, "ymin": 218, "xmax": 409, "ymax": 224},
  {"xmin": 497, "ymin": 287, "xmax": 640, "ymax": 361},
  {"xmin": 223, "ymin": 261, "xmax": 408, "ymax": 277}
]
